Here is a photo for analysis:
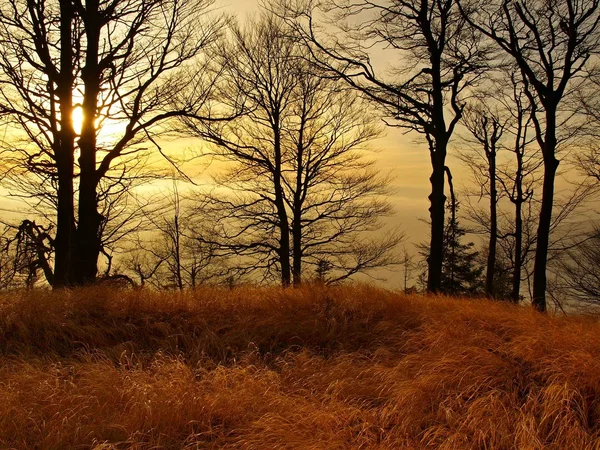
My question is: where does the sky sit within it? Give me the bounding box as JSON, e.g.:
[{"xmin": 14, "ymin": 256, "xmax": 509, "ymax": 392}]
[
  {"xmin": 209, "ymin": 0, "xmax": 456, "ymax": 288},
  {"xmin": 0, "ymin": 0, "xmax": 518, "ymax": 290}
]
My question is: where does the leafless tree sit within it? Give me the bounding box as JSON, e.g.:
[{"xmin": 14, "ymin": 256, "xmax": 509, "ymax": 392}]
[
  {"xmin": 461, "ymin": 103, "xmax": 506, "ymax": 298},
  {"xmin": 0, "ymin": 0, "xmax": 228, "ymax": 286},
  {"xmin": 459, "ymin": 70, "xmax": 542, "ymax": 303},
  {"xmin": 551, "ymin": 226, "xmax": 600, "ymax": 306},
  {"xmin": 576, "ymin": 69, "xmax": 600, "ymax": 183},
  {"xmin": 459, "ymin": 0, "xmax": 600, "ymax": 311},
  {"xmin": 184, "ymin": 16, "xmax": 402, "ymax": 286},
  {"xmin": 123, "ymin": 179, "xmax": 224, "ymax": 289},
  {"xmin": 0, "ymin": 220, "xmax": 54, "ymax": 288},
  {"xmin": 271, "ymin": 0, "xmax": 490, "ymax": 293},
  {"xmin": 399, "ymin": 246, "xmax": 416, "ymax": 293}
]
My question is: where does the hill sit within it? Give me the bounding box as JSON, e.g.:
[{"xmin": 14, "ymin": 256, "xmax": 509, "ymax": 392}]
[{"xmin": 1, "ymin": 285, "xmax": 600, "ymax": 449}]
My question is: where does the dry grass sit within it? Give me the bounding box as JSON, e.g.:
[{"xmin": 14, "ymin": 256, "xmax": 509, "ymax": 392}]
[{"xmin": 1, "ymin": 284, "xmax": 600, "ymax": 449}]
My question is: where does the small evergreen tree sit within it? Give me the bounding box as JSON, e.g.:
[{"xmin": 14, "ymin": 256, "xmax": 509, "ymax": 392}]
[{"xmin": 420, "ymin": 202, "xmax": 484, "ymax": 296}]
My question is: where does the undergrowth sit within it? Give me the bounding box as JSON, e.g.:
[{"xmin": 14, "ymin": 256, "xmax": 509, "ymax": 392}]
[{"xmin": 1, "ymin": 285, "xmax": 599, "ymax": 449}]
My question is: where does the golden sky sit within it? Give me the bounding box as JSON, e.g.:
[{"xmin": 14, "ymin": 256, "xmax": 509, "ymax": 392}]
[
  {"xmin": 213, "ymin": 0, "xmax": 460, "ymax": 278},
  {"xmin": 3, "ymin": 0, "xmax": 575, "ymax": 289}
]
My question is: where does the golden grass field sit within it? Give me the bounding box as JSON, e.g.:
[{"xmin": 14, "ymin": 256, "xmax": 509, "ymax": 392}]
[{"xmin": 1, "ymin": 285, "xmax": 600, "ymax": 449}]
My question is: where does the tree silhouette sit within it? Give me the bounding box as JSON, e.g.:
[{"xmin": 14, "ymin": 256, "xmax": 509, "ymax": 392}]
[
  {"xmin": 183, "ymin": 16, "xmax": 401, "ymax": 286},
  {"xmin": 419, "ymin": 202, "xmax": 484, "ymax": 296},
  {"xmin": 461, "ymin": 103, "xmax": 506, "ymax": 298},
  {"xmin": 273, "ymin": 0, "xmax": 490, "ymax": 293},
  {"xmin": 459, "ymin": 0, "xmax": 600, "ymax": 311},
  {"xmin": 0, "ymin": 0, "xmax": 226, "ymax": 286}
]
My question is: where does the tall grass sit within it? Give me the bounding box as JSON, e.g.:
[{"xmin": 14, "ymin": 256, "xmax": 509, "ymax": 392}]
[{"xmin": 1, "ymin": 285, "xmax": 600, "ymax": 449}]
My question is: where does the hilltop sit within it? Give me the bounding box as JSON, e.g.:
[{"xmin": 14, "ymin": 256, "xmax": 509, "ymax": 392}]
[{"xmin": 1, "ymin": 285, "xmax": 599, "ymax": 449}]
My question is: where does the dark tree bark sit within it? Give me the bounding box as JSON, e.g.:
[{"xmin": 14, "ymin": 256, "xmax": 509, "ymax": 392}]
[
  {"xmin": 0, "ymin": 0, "xmax": 225, "ymax": 286},
  {"xmin": 429, "ymin": 153, "xmax": 448, "ymax": 292},
  {"xmin": 460, "ymin": 0, "xmax": 600, "ymax": 311},
  {"xmin": 76, "ymin": 1, "xmax": 103, "ymax": 284},
  {"xmin": 53, "ymin": 0, "xmax": 78, "ymax": 287},
  {"xmin": 462, "ymin": 108, "xmax": 504, "ymax": 298},
  {"xmin": 274, "ymin": 0, "xmax": 490, "ymax": 293},
  {"xmin": 273, "ymin": 124, "xmax": 292, "ymax": 286},
  {"xmin": 184, "ymin": 16, "xmax": 400, "ymax": 286},
  {"xmin": 487, "ymin": 146, "xmax": 498, "ymax": 298},
  {"xmin": 292, "ymin": 125, "xmax": 305, "ymax": 286}
]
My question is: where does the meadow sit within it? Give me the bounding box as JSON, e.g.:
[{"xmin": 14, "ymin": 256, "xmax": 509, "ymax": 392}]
[{"xmin": 1, "ymin": 285, "xmax": 600, "ymax": 449}]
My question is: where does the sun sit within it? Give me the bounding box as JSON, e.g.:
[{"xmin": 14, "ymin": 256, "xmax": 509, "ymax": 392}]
[{"xmin": 72, "ymin": 106, "xmax": 84, "ymax": 135}]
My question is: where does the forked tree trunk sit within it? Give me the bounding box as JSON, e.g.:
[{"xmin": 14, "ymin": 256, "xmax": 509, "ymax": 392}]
[
  {"xmin": 428, "ymin": 151, "xmax": 447, "ymax": 293},
  {"xmin": 485, "ymin": 150, "xmax": 497, "ymax": 298},
  {"xmin": 53, "ymin": 0, "xmax": 77, "ymax": 288},
  {"xmin": 76, "ymin": 8, "xmax": 103, "ymax": 285},
  {"xmin": 273, "ymin": 123, "xmax": 291, "ymax": 287},
  {"xmin": 532, "ymin": 108, "xmax": 559, "ymax": 312}
]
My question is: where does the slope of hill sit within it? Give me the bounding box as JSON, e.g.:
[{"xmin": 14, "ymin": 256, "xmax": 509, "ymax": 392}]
[{"xmin": 1, "ymin": 285, "xmax": 599, "ymax": 449}]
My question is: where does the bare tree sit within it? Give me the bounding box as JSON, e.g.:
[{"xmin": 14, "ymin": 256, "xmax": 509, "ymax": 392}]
[
  {"xmin": 0, "ymin": 220, "xmax": 54, "ymax": 288},
  {"xmin": 459, "ymin": 0, "xmax": 600, "ymax": 311},
  {"xmin": 399, "ymin": 246, "xmax": 416, "ymax": 293},
  {"xmin": 459, "ymin": 72, "xmax": 541, "ymax": 303},
  {"xmin": 184, "ymin": 16, "xmax": 402, "ymax": 286},
  {"xmin": 497, "ymin": 75, "xmax": 541, "ymax": 302},
  {"xmin": 551, "ymin": 227, "xmax": 600, "ymax": 306},
  {"xmin": 125, "ymin": 179, "xmax": 223, "ymax": 289},
  {"xmin": 577, "ymin": 69, "xmax": 600, "ymax": 183},
  {"xmin": 185, "ymin": 16, "xmax": 299, "ymax": 285},
  {"xmin": 461, "ymin": 103, "xmax": 506, "ymax": 298},
  {"xmin": 0, "ymin": 0, "xmax": 227, "ymax": 286},
  {"xmin": 272, "ymin": 0, "xmax": 490, "ymax": 293}
]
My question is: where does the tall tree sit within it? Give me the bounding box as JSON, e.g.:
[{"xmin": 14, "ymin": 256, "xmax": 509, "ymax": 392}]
[
  {"xmin": 0, "ymin": 0, "xmax": 225, "ymax": 286},
  {"xmin": 184, "ymin": 16, "xmax": 401, "ymax": 286},
  {"xmin": 461, "ymin": 104, "xmax": 505, "ymax": 298},
  {"xmin": 273, "ymin": 0, "xmax": 490, "ymax": 292},
  {"xmin": 459, "ymin": 0, "xmax": 600, "ymax": 310},
  {"xmin": 498, "ymin": 75, "xmax": 538, "ymax": 302},
  {"xmin": 186, "ymin": 17, "xmax": 299, "ymax": 286}
]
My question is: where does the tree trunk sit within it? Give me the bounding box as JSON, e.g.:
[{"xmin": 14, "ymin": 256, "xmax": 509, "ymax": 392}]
[
  {"xmin": 445, "ymin": 166, "xmax": 457, "ymax": 290},
  {"xmin": 486, "ymin": 152, "xmax": 497, "ymax": 298},
  {"xmin": 54, "ymin": 154, "xmax": 77, "ymax": 287},
  {"xmin": 427, "ymin": 49, "xmax": 449, "ymax": 294},
  {"xmin": 512, "ymin": 198, "xmax": 523, "ymax": 302},
  {"xmin": 273, "ymin": 123, "xmax": 291, "ymax": 287},
  {"xmin": 532, "ymin": 108, "xmax": 559, "ymax": 312},
  {"xmin": 427, "ymin": 164, "xmax": 446, "ymax": 293},
  {"xmin": 532, "ymin": 156, "xmax": 558, "ymax": 312},
  {"xmin": 427, "ymin": 148, "xmax": 447, "ymax": 293},
  {"xmin": 510, "ymin": 110, "xmax": 526, "ymax": 304},
  {"xmin": 292, "ymin": 136, "xmax": 305, "ymax": 287},
  {"xmin": 292, "ymin": 213, "xmax": 302, "ymax": 286},
  {"xmin": 76, "ymin": 7, "xmax": 102, "ymax": 285},
  {"xmin": 53, "ymin": 0, "xmax": 77, "ymax": 288},
  {"xmin": 275, "ymin": 191, "xmax": 291, "ymax": 287},
  {"xmin": 174, "ymin": 214, "xmax": 184, "ymax": 290}
]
